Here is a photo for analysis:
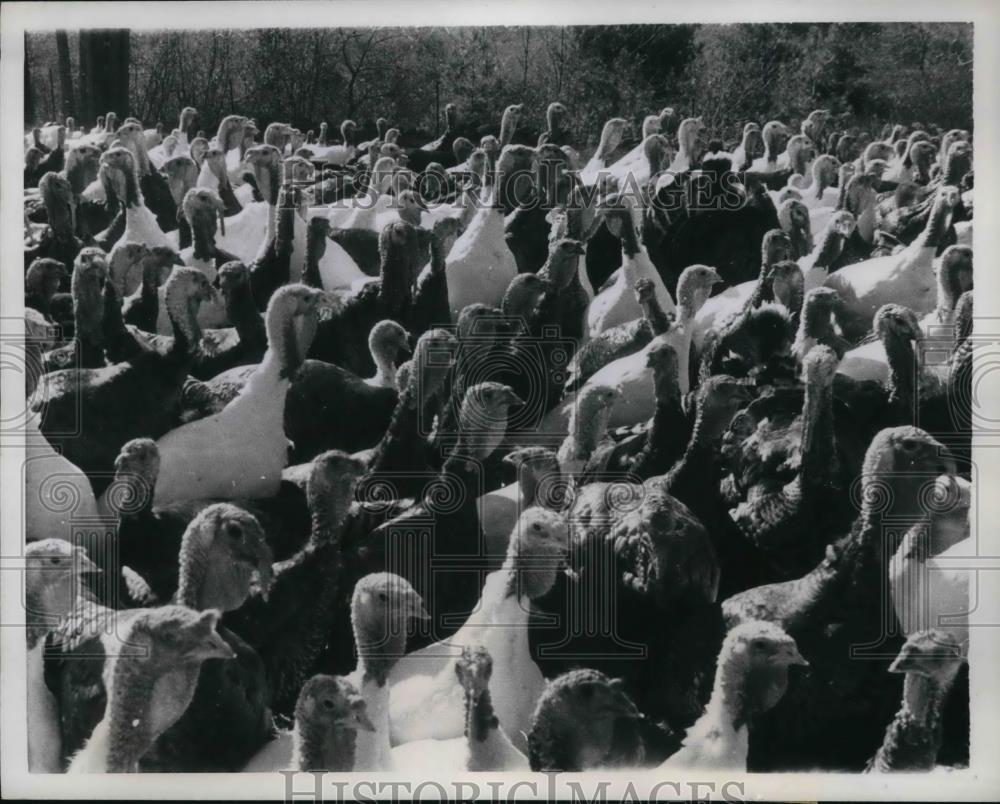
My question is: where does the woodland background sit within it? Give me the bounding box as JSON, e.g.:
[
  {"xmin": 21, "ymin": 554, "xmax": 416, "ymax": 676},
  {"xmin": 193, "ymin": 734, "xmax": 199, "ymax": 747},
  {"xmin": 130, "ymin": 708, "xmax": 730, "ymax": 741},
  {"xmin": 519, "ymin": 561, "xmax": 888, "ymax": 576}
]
[{"xmin": 24, "ymin": 24, "xmax": 974, "ymax": 147}]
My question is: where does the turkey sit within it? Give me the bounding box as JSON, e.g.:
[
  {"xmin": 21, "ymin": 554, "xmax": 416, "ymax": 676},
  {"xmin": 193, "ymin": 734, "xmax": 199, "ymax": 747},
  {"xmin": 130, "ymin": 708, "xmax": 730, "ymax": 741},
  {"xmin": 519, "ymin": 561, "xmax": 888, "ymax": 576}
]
[{"xmin": 18, "ymin": 31, "xmax": 977, "ymax": 784}]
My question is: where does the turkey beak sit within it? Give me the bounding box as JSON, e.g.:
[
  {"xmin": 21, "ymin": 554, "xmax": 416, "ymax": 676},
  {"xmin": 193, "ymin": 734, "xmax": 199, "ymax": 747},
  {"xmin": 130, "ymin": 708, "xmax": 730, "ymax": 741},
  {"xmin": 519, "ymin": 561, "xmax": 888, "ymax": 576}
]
[
  {"xmin": 707, "ymin": 269, "xmax": 723, "ymax": 285},
  {"xmin": 397, "ymin": 335, "xmax": 412, "ymax": 357},
  {"xmin": 779, "ymin": 644, "xmax": 808, "ymax": 667},
  {"xmin": 74, "ymin": 550, "xmax": 101, "ymax": 576},
  {"xmin": 888, "ymin": 654, "xmax": 918, "ymax": 674},
  {"xmin": 204, "ymin": 631, "xmax": 237, "ymax": 662},
  {"xmin": 500, "ymin": 388, "xmax": 526, "ymax": 409},
  {"xmin": 172, "ymin": 251, "xmax": 185, "ymax": 266},
  {"xmin": 571, "ymin": 242, "xmax": 586, "ymax": 256},
  {"xmin": 936, "ymin": 448, "xmax": 957, "ymax": 478},
  {"xmin": 408, "ymin": 593, "xmax": 431, "ymax": 622},
  {"xmin": 252, "ymin": 545, "xmax": 275, "ymax": 602},
  {"xmin": 501, "ymin": 452, "xmax": 522, "ymax": 471},
  {"xmin": 353, "ymin": 708, "xmax": 377, "ymax": 732},
  {"xmin": 186, "ymin": 627, "xmax": 236, "ymax": 662}
]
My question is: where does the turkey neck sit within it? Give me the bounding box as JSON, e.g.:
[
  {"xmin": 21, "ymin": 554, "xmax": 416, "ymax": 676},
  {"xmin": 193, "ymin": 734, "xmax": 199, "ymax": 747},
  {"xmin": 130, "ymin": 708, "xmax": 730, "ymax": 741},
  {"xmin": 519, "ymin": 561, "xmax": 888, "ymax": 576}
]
[
  {"xmin": 677, "ymin": 122, "xmax": 699, "ymax": 161},
  {"xmin": 835, "ymin": 173, "xmax": 856, "ymax": 210},
  {"xmin": 176, "ymin": 213, "xmax": 193, "ymax": 251},
  {"xmin": 72, "ymin": 271, "xmax": 106, "ymax": 361},
  {"xmin": 791, "ymin": 147, "xmax": 810, "ymax": 178},
  {"xmin": 799, "ymin": 371, "xmax": 835, "ymax": 496},
  {"xmin": 935, "ymin": 261, "xmax": 964, "ymax": 319},
  {"xmin": 294, "ymin": 720, "xmax": 357, "ymax": 771},
  {"xmin": 618, "ymin": 216, "xmax": 641, "ymax": 261},
  {"xmin": 566, "ymin": 403, "xmax": 611, "ymax": 464},
  {"xmin": 745, "ymin": 266, "xmax": 775, "ymax": 311},
  {"xmin": 430, "ymin": 232, "xmax": 450, "ymax": 273},
  {"xmin": 738, "ymin": 131, "xmax": 755, "ymax": 169},
  {"xmin": 633, "ymin": 367, "xmax": 683, "ymax": 476},
  {"xmin": 308, "ymin": 480, "xmax": 349, "ymax": 550},
  {"xmin": 65, "ymin": 152, "xmax": 98, "ymax": 196},
  {"xmin": 710, "ymin": 650, "xmax": 759, "ymax": 730},
  {"xmin": 795, "ymin": 300, "xmax": 836, "ymax": 356},
  {"xmin": 164, "ymin": 282, "xmax": 202, "ymax": 362},
  {"xmin": 130, "ymin": 136, "xmax": 153, "ymax": 177},
  {"xmin": 900, "ymin": 669, "xmax": 955, "ymax": 732},
  {"xmin": 499, "ymin": 110, "xmax": 518, "ymax": 149},
  {"xmin": 677, "ymin": 281, "xmax": 710, "ymax": 325},
  {"xmin": 139, "ymin": 257, "xmax": 162, "ymax": 301},
  {"xmin": 378, "ymin": 244, "xmax": 415, "ymax": 317},
  {"xmin": 369, "ymin": 343, "xmax": 397, "ymax": 388},
  {"xmin": 264, "ymin": 304, "xmax": 312, "ymax": 381},
  {"xmin": 303, "ymin": 225, "xmax": 326, "ymax": 288},
  {"xmin": 517, "ymin": 462, "xmax": 559, "ymax": 509},
  {"xmin": 639, "ymin": 294, "xmax": 671, "ymax": 335},
  {"xmin": 812, "ymin": 228, "xmax": 846, "ymax": 270},
  {"xmin": 111, "ymin": 458, "xmax": 157, "ymax": 523},
  {"xmin": 366, "ymin": 382, "xmax": 420, "ymax": 477},
  {"xmin": 45, "ymin": 191, "xmax": 75, "ymax": 241},
  {"xmin": 26, "ymin": 582, "xmax": 74, "ymax": 649},
  {"xmin": 211, "ymin": 159, "xmax": 233, "ymax": 193},
  {"xmin": 352, "ymin": 609, "xmax": 406, "ymax": 687},
  {"xmin": 275, "ymin": 195, "xmax": 296, "ymax": 257},
  {"xmin": 811, "ymin": 167, "xmax": 831, "ymax": 201},
  {"xmin": 225, "ymin": 281, "xmax": 266, "ymax": 346},
  {"xmin": 118, "ymin": 165, "xmax": 144, "ymax": 209},
  {"xmin": 942, "ymin": 154, "xmax": 970, "ymax": 187},
  {"xmin": 191, "ymin": 216, "xmax": 217, "ymax": 263},
  {"xmin": 666, "ymin": 397, "xmax": 719, "ymax": 494},
  {"xmin": 104, "ymin": 654, "xmax": 200, "ymax": 772},
  {"xmin": 255, "ymin": 160, "xmax": 281, "ymax": 237},
  {"xmin": 465, "ymin": 687, "xmax": 501, "ymax": 769},
  {"xmin": 883, "ymin": 327, "xmax": 917, "ymax": 415},
  {"xmin": 595, "ymin": 123, "xmax": 621, "ymax": 163},
  {"xmin": 920, "ymin": 199, "xmax": 953, "ymax": 250}
]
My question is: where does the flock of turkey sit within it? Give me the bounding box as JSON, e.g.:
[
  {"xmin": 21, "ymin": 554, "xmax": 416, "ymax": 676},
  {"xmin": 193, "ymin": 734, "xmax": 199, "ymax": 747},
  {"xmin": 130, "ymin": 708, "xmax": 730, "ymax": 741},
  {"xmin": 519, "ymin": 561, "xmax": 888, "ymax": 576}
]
[{"xmin": 22, "ymin": 97, "xmax": 974, "ymax": 774}]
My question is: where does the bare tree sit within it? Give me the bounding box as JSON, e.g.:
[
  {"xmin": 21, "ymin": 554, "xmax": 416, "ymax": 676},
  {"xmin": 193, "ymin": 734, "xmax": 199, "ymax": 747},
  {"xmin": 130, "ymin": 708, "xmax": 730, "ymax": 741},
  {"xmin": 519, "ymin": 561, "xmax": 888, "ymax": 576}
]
[{"xmin": 55, "ymin": 30, "xmax": 75, "ymax": 120}]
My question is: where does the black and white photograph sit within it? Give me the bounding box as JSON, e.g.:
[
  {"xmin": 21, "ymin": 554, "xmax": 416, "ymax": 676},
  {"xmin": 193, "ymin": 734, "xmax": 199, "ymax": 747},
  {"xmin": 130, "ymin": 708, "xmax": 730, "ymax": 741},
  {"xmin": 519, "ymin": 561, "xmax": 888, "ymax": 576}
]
[{"xmin": 1, "ymin": 1, "xmax": 998, "ymax": 799}]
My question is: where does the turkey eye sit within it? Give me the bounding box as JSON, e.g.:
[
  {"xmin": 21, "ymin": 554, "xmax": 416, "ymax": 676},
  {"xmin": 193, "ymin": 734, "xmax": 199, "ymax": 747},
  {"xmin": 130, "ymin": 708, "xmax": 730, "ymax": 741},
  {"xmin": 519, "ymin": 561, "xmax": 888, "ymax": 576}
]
[
  {"xmin": 225, "ymin": 523, "xmax": 243, "ymax": 539},
  {"xmin": 49, "ymin": 557, "xmax": 59, "ymax": 565},
  {"xmin": 323, "ymin": 699, "xmax": 334, "ymax": 710}
]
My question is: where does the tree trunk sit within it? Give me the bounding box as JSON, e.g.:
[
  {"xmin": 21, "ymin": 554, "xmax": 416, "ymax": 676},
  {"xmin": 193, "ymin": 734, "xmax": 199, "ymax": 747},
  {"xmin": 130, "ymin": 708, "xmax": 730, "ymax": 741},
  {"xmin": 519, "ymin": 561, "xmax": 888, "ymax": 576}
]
[
  {"xmin": 48, "ymin": 68, "xmax": 57, "ymax": 123},
  {"xmin": 24, "ymin": 33, "xmax": 35, "ymax": 126},
  {"xmin": 78, "ymin": 30, "xmax": 92, "ymax": 124},
  {"xmin": 79, "ymin": 29, "xmax": 130, "ymax": 124},
  {"xmin": 56, "ymin": 30, "xmax": 75, "ymax": 120}
]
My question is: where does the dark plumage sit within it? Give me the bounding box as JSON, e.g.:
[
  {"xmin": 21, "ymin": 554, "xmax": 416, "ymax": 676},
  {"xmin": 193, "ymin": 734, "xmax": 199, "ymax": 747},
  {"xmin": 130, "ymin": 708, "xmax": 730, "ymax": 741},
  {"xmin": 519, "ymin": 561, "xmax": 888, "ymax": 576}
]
[
  {"xmin": 223, "ymin": 452, "xmax": 366, "ymax": 717},
  {"xmin": 32, "ymin": 268, "xmax": 214, "ymax": 496},
  {"xmin": 724, "ymin": 427, "xmax": 958, "ymax": 771},
  {"xmin": 308, "ymin": 220, "xmax": 425, "ymax": 376},
  {"xmin": 25, "ymin": 257, "xmax": 70, "ymax": 325},
  {"xmin": 649, "ymin": 174, "xmax": 780, "ymax": 290},
  {"xmin": 41, "ymin": 248, "xmax": 108, "ymax": 374},
  {"xmin": 285, "ymin": 320, "xmax": 409, "ymax": 462},
  {"xmin": 121, "ymin": 246, "xmax": 185, "ymax": 334},
  {"xmin": 564, "ymin": 277, "xmax": 671, "ymax": 394}
]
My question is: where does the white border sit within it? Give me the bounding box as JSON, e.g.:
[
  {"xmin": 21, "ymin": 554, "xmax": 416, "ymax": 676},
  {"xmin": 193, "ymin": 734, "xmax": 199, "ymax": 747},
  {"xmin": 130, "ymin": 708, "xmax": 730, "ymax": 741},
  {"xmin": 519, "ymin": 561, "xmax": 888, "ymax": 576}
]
[{"xmin": 2, "ymin": 1, "xmax": 999, "ymax": 799}]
